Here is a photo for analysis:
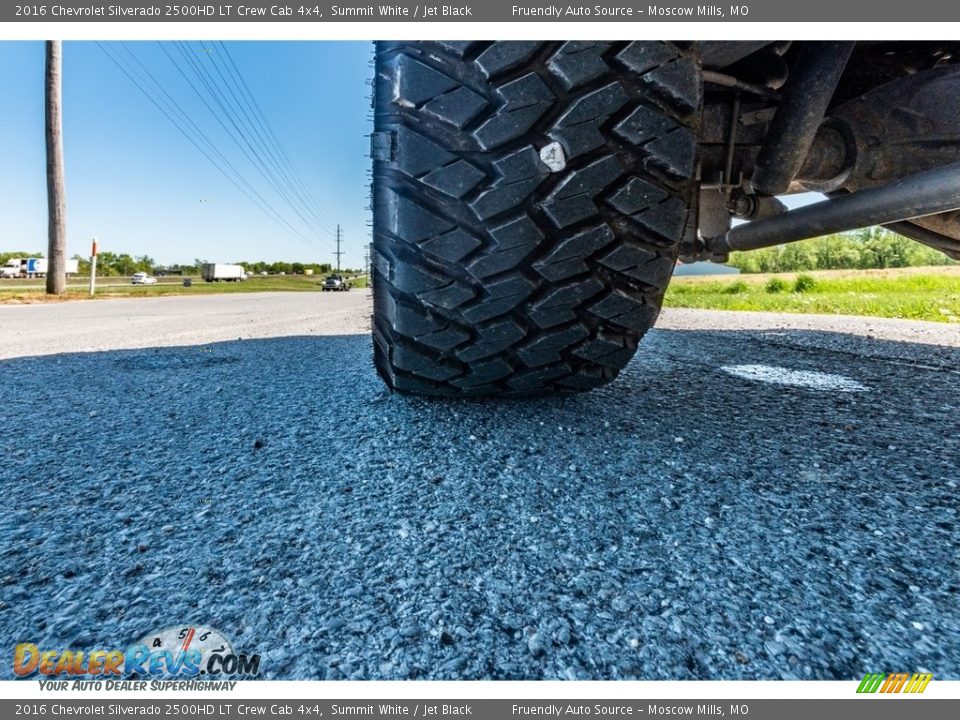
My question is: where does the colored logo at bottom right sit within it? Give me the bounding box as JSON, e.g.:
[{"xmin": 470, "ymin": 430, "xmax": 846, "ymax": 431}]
[{"xmin": 857, "ymin": 673, "xmax": 933, "ymax": 694}]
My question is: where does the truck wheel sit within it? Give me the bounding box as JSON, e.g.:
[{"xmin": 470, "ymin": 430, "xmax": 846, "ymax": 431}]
[{"xmin": 372, "ymin": 41, "xmax": 701, "ymax": 396}]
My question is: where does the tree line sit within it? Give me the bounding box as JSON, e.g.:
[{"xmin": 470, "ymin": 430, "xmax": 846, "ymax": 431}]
[
  {"xmin": 150, "ymin": 259, "xmax": 345, "ymax": 276},
  {"xmin": 6, "ymin": 227, "xmax": 954, "ymax": 278},
  {"xmin": 728, "ymin": 227, "xmax": 956, "ymax": 274},
  {"xmin": 0, "ymin": 251, "xmax": 355, "ymax": 277}
]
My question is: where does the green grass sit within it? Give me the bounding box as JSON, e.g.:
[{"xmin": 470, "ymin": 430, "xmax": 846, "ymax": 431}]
[
  {"xmin": 0, "ymin": 274, "xmax": 355, "ymax": 302},
  {"xmin": 792, "ymin": 273, "xmax": 818, "ymax": 293},
  {"xmin": 765, "ymin": 277, "xmax": 789, "ymax": 293},
  {"xmin": 8, "ymin": 267, "xmax": 959, "ymax": 323},
  {"xmin": 665, "ymin": 268, "xmax": 960, "ymax": 322}
]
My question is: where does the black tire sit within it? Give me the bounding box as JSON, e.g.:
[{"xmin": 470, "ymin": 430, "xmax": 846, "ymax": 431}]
[{"xmin": 372, "ymin": 41, "xmax": 701, "ymax": 396}]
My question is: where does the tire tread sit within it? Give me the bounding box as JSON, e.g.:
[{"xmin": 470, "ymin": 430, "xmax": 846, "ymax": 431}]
[{"xmin": 372, "ymin": 41, "xmax": 700, "ymax": 396}]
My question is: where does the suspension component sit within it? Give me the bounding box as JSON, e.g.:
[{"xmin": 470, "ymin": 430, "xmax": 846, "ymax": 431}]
[
  {"xmin": 752, "ymin": 42, "xmax": 855, "ymax": 196},
  {"xmin": 707, "ymin": 160, "xmax": 960, "ymax": 254}
]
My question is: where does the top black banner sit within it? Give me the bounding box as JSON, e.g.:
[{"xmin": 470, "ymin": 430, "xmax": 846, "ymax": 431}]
[{"xmin": 4, "ymin": 1, "xmax": 960, "ymax": 22}]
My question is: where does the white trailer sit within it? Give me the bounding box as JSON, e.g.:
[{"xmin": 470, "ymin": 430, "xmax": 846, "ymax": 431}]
[
  {"xmin": 0, "ymin": 260, "xmax": 21, "ymax": 278},
  {"xmin": 201, "ymin": 263, "xmax": 247, "ymax": 282},
  {"xmin": 1, "ymin": 258, "xmax": 79, "ymax": 278}
]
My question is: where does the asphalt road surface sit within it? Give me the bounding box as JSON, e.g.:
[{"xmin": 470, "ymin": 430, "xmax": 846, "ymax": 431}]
[{"xmin": 2, "ymin": 291, "xmax": 958, "ymax": 680}]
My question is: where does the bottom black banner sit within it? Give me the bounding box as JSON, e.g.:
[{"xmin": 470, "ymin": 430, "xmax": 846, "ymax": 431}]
[{"xmin": 4, "ymin": 699, "xmax": 958, "ymax": 720}]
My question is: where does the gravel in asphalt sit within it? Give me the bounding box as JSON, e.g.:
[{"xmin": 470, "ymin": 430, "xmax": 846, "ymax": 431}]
[{"xmin": 1, "ymin": 293, "xmax": 957, "ymax": 679}]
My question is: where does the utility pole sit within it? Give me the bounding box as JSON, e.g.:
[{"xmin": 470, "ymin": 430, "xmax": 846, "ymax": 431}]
[
  {"xmin": 334, "ymin": 224, "xmax": 344, "ymax": 274},
  {"xmin": 45, "ymin": 40, "xmax": 67, "ymax": 296},
  {"xmin": 89, "ymin": 238, "xmax": 98, "ymax": 296}
]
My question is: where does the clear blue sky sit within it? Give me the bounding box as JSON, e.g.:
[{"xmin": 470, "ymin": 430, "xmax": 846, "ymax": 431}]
[{"xmin": 0, "ymin": 41, "xmax": 372, "ymax": 267}]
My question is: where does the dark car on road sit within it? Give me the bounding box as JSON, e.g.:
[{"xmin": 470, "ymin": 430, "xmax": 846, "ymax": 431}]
[{"xmin": 322, "ymin": 274, "xmax": 350, "ymax": 292}]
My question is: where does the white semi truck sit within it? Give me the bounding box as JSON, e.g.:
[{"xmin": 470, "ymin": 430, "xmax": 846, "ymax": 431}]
[
  {"xmin": 1, "ymin": 258, "xmax": 79, "ymax": 279},
  {"xmin": 201, "ymin": 263, "xmax": 247, "ymax": 282}
]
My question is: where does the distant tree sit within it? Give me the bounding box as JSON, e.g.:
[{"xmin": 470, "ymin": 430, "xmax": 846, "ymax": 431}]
[
  {"xmin": 134, "ymin": 254, "xmax": 156, "ymax": 273},
  {"xmin": 906, "ymin": 241, "xmax": 954, "ymax": 267},
  {"xmin": 228, "ymin": 260, "xmax": 338, "ymax": 275},
  {"xmin": 780, "ymin": 242, "xmax": 818, "ymax": 272},
  {"xmin": 114, "ymin": 253, "xmax": 136, "ymax": 276},
  {"xmin": 859, "ymin": 229, "xmax": 913, "ymax": 268},
  {"xmin": 71, "ymin": 253, "xmax": 91, "ymax": 274},
  {"xmin": 812, "ymin": 235, "xmax": 860, "ymax": 269},
  {"xmin": 93, "ymin": 251, "xmax": 120, "ymax": 276},
  {"xmin": 728, "ymin": 227, "xmax": 957, "ymax": 273},
  {"xmin": 175, "ymin": 258, "xmax": 205, "ymax": 275}
]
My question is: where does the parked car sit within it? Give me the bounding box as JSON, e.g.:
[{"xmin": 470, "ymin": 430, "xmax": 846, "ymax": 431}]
[
  {"xmin": 322, "ymin": 274, "xmax": 350, "ymax": 292},
  {"xmin": 131, "ymin": 272, "xmax": 158, "ymax": 285}
]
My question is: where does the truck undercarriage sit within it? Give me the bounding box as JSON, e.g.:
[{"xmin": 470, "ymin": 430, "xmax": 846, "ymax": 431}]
[
  {"xmin": 370, "ymin": 41, "xmax": 960, "ymax": 396},
  {"xmin": 691, "ymin": 41, "xmax": 960, "ymax": 262}
]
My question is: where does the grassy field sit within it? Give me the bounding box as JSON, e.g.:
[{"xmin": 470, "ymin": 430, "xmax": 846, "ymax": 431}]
[
  {"xmin": 7, "ymin": 267, "xmax": 960, "ymax": 323},
  {"xmin": 0, "ymin": 274, "xmax": 366, "ymax": 302},
  {"xmin": 665, "ymin": 266, "xmax": 960, "ymax": 322}
]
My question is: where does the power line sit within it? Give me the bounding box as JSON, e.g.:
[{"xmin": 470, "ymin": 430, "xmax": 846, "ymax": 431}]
[
  {"xmin": 168, "ymin": 41, "xmax": 334, "ymax": 248},
  {"xmin": 97, "ymin": 42, "xmax": 319, "ymax": 249},
  {"xmin": 184, "ymin": 41, "xmax": 339, "ymax": 243},
  {"xmin": 98, "ymin": 41, "xmax": 349, "ymax": 258},
  {"xmin": 179, "ymin": 41, "xmax": 332, "ymax": 240},
  {"xmin": 205, "ymin": 41, "xmax": 339, "ymax": 237},
  {"xmin": 112, "ymin": 42, "xmax": 318, "ymax": 248},
  {"xmin": 216, "ymin": 41, "xmax": 341, "ymax": 234}
]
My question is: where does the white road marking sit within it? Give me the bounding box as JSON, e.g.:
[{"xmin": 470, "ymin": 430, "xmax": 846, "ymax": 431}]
[{"xmin": 721, "ymin": 364, "xmax": 868, "ymax": 392}]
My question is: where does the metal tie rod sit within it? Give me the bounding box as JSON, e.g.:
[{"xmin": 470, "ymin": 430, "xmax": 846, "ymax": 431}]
[{"xmin": 707, "ymin": 160, "xmax": 960, "ymax": 255}]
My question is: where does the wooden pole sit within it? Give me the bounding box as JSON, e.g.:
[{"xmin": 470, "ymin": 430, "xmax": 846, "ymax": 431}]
[
  {"xmin": 45, "ymin": 40, "xmax": 67, "ymax": 296},
  {"xmin": 89, "ymin": 238, "xmax": 98, "ymax": 296}
]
